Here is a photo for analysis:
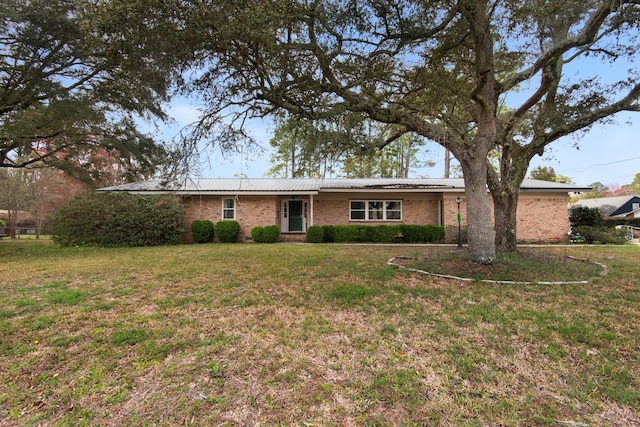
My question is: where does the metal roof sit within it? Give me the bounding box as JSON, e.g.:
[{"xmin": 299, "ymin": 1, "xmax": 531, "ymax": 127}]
[
  {"xmin": 98, "ymin": 178, "xmax": 590, "ymax": 194},
  {"xmin": 571, "ymin": 195, "xmax": 639, "ymax": 216}
]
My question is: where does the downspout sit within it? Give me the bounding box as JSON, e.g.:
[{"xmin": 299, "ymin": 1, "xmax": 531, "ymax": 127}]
[{"xmin": 309, "ymin": 194, "xmax": 314, "ymax": 229}]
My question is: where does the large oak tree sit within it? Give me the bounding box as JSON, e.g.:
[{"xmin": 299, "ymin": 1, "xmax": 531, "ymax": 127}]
[
  {"xmin": 141, "ymin": 0, "xmax": 639, "ymax": 263},
  {"xmin": 0, "ymin": 0, "xmax": 191, "ymax": 184}
]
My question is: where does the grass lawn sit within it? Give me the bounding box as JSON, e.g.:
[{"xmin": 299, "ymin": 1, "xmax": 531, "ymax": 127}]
[{"xmin": 0, "ymin": 241, "xmax": 639, "ymax": 426}]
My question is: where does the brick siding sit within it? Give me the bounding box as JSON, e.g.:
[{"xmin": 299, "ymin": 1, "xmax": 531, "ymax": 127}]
[
  {"xmin": 182, "ymin": 191, "xmax": 570, "ymax": 243},
  {"xmin": 183, "ymin": 195, "xmax": 277, "ymax": 242}
]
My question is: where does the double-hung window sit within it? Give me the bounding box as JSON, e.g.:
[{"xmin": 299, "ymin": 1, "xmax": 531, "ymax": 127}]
[
  {"xmin": 222, "ymin": 198, "xmax": 235, "ymax": 219},
  {"xmin": 350, "ymin": 200, "xmax": 402, "ymax": 221}
]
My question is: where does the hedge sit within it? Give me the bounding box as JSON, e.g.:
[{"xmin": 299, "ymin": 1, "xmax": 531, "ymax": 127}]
[
  {"xmin": 51, "ymin": 192, "xmax": 184, "ymax": 247},
  {"xmin": 215, "ymin": 220, "xmax": 240, "ymax": 243},
  {"xmin": 306, "ymin": 224, "xmax": 444, "ymax": 243},
  {"xmin": 401, "ymin": 224, "xmax": 445, "ymax": 243},
  {"xmin": 191, "ymin": 220, "xmax": 214, "ymax": 243}
]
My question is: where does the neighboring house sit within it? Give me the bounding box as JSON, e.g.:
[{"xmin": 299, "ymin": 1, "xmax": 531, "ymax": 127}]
[
  {"xmin": 99, "ymin": 178, "xmax": 591, "ymax": 243},
  {"xmin": 571, "ymin": 195, "xmax": 640, "ymax": 219}
]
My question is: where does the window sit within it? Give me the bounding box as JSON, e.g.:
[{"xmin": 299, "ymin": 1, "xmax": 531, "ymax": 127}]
[
  {"xmin": 350, "ymin": 200, "xmax": 402, "ymax": 221},
  {"xmin": 222, "ymin": 198, "xmax": 235, "ymax": 219}
]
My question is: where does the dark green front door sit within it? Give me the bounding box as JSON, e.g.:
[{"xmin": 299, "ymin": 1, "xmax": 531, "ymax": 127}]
[{"xmin": 288, "ymin": 200, "xmax": 303, "ymax": 232}]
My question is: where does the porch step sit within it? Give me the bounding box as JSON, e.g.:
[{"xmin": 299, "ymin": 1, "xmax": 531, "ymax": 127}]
[{"xmin": 280, "ymin": 233, "xmax": 306, "ymax": 243}]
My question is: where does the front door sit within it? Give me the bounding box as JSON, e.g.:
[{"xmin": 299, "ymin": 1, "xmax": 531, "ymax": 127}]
[{"xmin": 288, "ymin": 200, "xmax": 303, "ymax": 232}]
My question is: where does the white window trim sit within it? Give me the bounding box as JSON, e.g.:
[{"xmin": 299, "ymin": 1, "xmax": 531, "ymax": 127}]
[
  {"xmin": 222, "ymin": 198, "xmax": 236, "ymax": 220},
  {"xmin": 349, "ymin": 199, "xmax": 402, "ymax": 221}
]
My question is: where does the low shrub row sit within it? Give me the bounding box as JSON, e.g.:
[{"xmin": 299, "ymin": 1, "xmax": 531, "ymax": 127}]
[{"xmin": 306, "ymin": 224, "xmax": 445, "ymax": 243}]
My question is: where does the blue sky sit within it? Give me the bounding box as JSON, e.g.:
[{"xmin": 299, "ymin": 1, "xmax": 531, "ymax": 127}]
[{"xmin": 157, "ymin": 97, "xmax": 639, "ymax": 188}]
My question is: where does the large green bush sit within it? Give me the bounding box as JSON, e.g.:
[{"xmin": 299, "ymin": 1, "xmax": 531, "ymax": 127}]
[
  {"xmin": 570, "ymin": 206, "xmax": 604, "ymax": 228},
  {"xmin": 52, "ymin": 192, "xmax": 184, "ymax": 247},
  {"xmin": 215, "ymin": 220, "xmax": 240, "ymax": 243},
  {"xmin": 191, "ymin": 220, "xmax": 214, "ymax": 243}
]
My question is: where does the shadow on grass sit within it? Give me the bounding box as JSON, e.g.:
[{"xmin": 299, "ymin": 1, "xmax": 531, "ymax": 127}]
[{"xmin": 389, "ymin": 248, "xmax": 607, "ymax": 284}]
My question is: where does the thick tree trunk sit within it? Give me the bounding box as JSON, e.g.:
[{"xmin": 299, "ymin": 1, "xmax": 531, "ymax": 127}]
[
  {"xmin": 487, "ymin": 143, "xmax": 532, "ymax": 254},
  {"xmin": 492, "ymin": 189, "xmax": 519, "ymax": 253},
  {"xmin": 460, "ymin": 156, "xmax": 496, "ymax": 264}
]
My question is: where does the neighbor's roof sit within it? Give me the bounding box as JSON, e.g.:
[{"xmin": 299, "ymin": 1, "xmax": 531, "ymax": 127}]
[
  {"xmin": 571, "ymin": 195, "xmax": 639, "ymax": 216},
  {"xmin": 98, "ymin": 178, "xmax": 591, "ymax": 195}
]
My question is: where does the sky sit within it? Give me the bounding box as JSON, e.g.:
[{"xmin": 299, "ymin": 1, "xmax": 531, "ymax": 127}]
[
  {"xmin": 152, "ymin": 47, "xmax": 640, "ymax": 189},
  {"xmin": 155, "ymin": 98, "xmax": 639, "ymax": 189}
]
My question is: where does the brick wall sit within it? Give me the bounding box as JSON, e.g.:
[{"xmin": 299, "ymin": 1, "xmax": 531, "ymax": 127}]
[
  {"xmin": 441, "ymin": 193, "xmax": 569, "ymax": 243},
  {"xmin": 183, "ymin": 195, "xmax": 277, "ymax": 242},
  {"xmin": 516, "ymin": 194, "xmax": 570, "ymax": 242},
  {"xmin": 313, "ymin": 193, "xmax": 440, "ymax": 226},
  {"xmin": 182, "ymin": 191, "xmax": 570, "ymax": 243}
]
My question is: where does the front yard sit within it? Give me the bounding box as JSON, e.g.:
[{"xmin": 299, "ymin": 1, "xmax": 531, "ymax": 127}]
[{"xmin": 1, "ymin": 242, "xmax": 639, "ymax": 426}]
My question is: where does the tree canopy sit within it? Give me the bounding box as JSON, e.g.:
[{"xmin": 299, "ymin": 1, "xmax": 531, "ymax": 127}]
[
  {"xmin": 266, "ymin": 116, "xmax": 433, "ymax": 178},
  {"xmin": 124, "ymin": 0, "xmax": 640, "ymax": 262},
  {"xmin": 529, "ymin": 166, "xmax": 573, "ymax": 184},
  {"xmin": 0, "ymin": 0, "xmax": 190, "ymax": 184}
]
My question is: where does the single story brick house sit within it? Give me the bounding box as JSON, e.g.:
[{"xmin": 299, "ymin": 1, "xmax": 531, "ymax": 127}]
[{"xmin": 99, "ymin": 178, "xmax": 591, "ymax": 243}]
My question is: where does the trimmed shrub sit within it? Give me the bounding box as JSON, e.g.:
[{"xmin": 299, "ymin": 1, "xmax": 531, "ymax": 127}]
[
  {"xmin": 369, "ymin": 225, "xmax": 402, "ymax": 243},
  {"xmin": 306, "ymin": 226, "xmax": 324, "ymax": 243},
  {"xmin": 425, "ymin": 224, "xmax": 445, "ymax": 242},
  {"xmin": 215, "ymin": 220, "xmax": 240, "ymax": 243},
  {"xmin": 51, "ymin": 192, "xmax": 184, "ymax": 247},
  {"xmin": 311, "ymin": 224, "xmax": 445, "ymax": 243},
  {"xmin": 251, "ymin": 225, "xmax": 279, "ymax": 243},
  {"xmin": 401, "ymin": 224, "xmax": 426, "ymax": 243},
  {"xmin": 261, "ymin": 225, "xmax": 280, "ymax": 243},
  {"xmin": 323, "ymin": 225, "xmax": 336, "ymax": 243},
  {"xmin": 251, "ymin": 226, "xmax": 264, "ymax": 242},
  {"xmin": 191, "ymin": 220, "xmax": 214, "ymax": 243},
  {"xmin": 333, "ymin": 225, "xmax": 368, "ymax": 243}
]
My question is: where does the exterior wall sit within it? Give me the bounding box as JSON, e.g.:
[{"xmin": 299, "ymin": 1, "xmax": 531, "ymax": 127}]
[
  {"xmin": 516, "ymin": 193, "xmax": 570, "ymax": 242},
  {"xmin": 183, "ymin": 195, "xmax": 277, "ymax": 242},
  {"xmin": 181, "ymin": 191, "xmax": 570, "ymax": 244},
  {"xmin": 442, "ymin": 192, "xmax": 570, "ymax": 243},
  {"xmin": 313, "ymin": 192, "xmax": 440, "ymax": 226}
]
